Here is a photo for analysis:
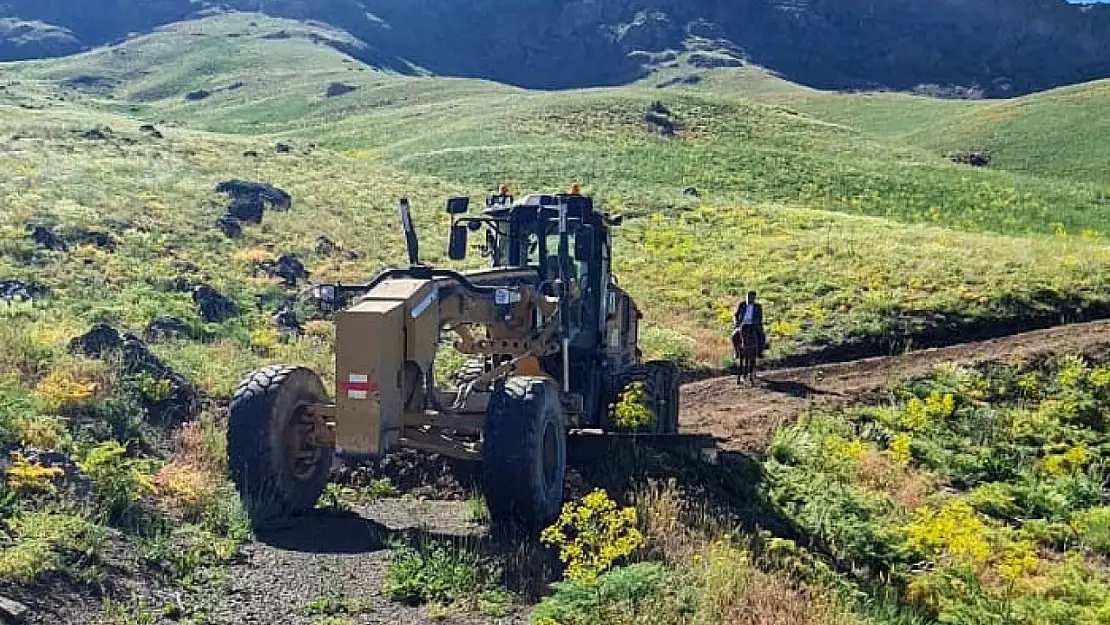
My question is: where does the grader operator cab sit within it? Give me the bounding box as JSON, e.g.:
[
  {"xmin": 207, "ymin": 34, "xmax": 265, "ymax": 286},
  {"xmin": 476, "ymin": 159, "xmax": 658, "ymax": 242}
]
[{"xmin": 227, "ymin": 185, "xmax": 710, "ymax": 529}]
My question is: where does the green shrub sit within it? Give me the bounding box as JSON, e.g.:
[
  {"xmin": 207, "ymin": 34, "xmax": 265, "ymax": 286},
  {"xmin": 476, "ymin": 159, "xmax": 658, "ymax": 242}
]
[
  {"xmin": 531, "ymin": 562, "xmax": 674, "ymax": 625},
  {"xmin": 0, "ymin": 510, "xmax": 104, "ymax": 584},
  {"xmin": 382, "ymin": 540, "xmax": 511, "ymax": 614},
  {"xmin": 78, "ymin": 441, "xmax": 157, "ymax": 525}
]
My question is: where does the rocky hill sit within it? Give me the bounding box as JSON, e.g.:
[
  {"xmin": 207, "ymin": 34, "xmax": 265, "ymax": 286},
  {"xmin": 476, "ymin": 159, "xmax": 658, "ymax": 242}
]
[{"xmin": 2, "ymin": 0, "xmax": 1110, "ymax": 95}]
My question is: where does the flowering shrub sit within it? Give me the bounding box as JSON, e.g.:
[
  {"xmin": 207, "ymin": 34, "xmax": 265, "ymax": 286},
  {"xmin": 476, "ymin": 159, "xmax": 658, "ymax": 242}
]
[
  {"xmin": 5, "ymin": 452, "xmax": 63, "ymax": 494},
  {"xmin": 888, "ymin": 433, "xmax": 911, "ymax": 466},
  {"xmin": 612, "ymin": 382, "xmax": 654, "ymax": 431},
  {"xmin": 540, "ymin": 489, "xmax": 644, "ymax": 585},
  {"xmin": 34, "ymin": 370, "xmax": 96, "ymax": 412},
  {"xmin": 904, "ymin": 499, "xmax": 990, "ymax": 564}
]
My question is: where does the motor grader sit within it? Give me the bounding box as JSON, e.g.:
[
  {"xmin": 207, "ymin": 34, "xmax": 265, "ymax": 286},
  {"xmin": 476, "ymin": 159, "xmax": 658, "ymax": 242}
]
[{"xmin": 226, "ymin": 186, "xmax": 711, "ymax": 529}]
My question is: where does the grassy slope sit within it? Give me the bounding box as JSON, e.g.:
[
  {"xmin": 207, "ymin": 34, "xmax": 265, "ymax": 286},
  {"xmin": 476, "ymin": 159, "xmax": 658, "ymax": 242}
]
[{"xmin": 4, "ymin": 13, "xmax": 1110, "ymax": 368}]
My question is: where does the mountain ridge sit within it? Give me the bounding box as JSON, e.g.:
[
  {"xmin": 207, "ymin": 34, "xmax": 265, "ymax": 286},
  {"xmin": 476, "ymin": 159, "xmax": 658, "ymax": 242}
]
[{"xmin": 2, "ymin": 1, "xmax": 1109, "ymax": 96}]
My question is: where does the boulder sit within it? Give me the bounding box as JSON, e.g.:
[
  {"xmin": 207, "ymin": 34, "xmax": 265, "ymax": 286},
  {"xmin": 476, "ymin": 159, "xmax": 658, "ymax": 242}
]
[
  {"xmin": 67, "ymin": 324, "xmax": 199, "ymax": 424},
  {"xmin": 950, "ymin": 150, "xmax": 991, "ymax": 167},
  {"xmin": 275, "ymin": 142, "xmax": 293, "ymax": 153},
  {"xmin": 683, "ymin": 186, "xmax": 699, "ymax": 197},
  {"xmin": 216, "ymin": 216, "xmax": 244, "ymax": 238},
  {"xmin": 215, "ymin": 180, "xmax": 292, "ymax": 211},
  {"xmin": 192, "ymin": 284, "xmax": 239, "ymax": 323},
  {"xmin": 266, "ymin": 253, "xmax": 309, "ymax": 288},
  {"xmin": 184, "ymin": 90, "xmax": 210, "ymax": 101},
  {"xmin": 0, "ymin": 280, "xmax": 47, "ymax": 303},
  {"xmin": 325, "ymin": 82, "xmax": 358, "ymax": 97},
  {"xmin": 143, "ymin": 315, "xmax": 195, "ymax": 342},
  {"xmin": 272, "ymin": 302, "xmax": 303, "ymax": 335},
  {"xmin": 26, "ymin": 225, "xmax": 67, "ymax": 251},
  {"xmin": 226, "ymin": 197, "xmax": 264, "ymax": 224},
  {"xmin": 315, "ymin": 235, "xmax": 337, "ymax": 256},
  {"xmin": 139, "ymin": 124, "xmax": 163, "ymax": 139},
  {"xmin": 78, "ymin": 126, "xmax": 112, "ymax": 140},
  {"xmin": 65, "ymin": 227, "xmax": 116, "ymax": 251}
]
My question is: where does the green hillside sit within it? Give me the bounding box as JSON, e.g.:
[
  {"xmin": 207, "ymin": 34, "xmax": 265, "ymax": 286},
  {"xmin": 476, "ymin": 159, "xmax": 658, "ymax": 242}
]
[{"xmin": 3, "ymin": 12, "xmax": 1110, "ymax": 625}]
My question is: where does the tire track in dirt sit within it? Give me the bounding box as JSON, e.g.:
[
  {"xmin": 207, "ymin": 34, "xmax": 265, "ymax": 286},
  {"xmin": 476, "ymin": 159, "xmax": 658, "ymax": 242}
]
[{"xmin": 679, "ymin": 319, "xmax": 1110, "ymax": 456}]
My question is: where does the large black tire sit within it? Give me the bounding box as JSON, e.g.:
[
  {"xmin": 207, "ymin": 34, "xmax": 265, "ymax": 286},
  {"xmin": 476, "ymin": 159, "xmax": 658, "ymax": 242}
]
[
  {"xmin": 481, "ymin": 376, "xmax": 566, "ymax": 530},
  {"xmin": 613, "ymin": 360, "xmax": 679, "ymax": 434},
  {"xmin": 227, "ymin": 365, "xmax": 334, "ymax": 527}
]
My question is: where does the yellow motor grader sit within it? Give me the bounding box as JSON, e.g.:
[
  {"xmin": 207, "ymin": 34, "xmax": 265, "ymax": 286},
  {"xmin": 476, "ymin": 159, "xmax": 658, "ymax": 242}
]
[{"xmin": 226, "ymin": 186, "xmax": 713, "ymax": 529}]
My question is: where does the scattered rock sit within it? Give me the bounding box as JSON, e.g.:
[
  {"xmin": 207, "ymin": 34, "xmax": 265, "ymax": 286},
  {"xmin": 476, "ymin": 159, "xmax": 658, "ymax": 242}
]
[
  {"xmin": 325, "ymin": 82, "xmax": 358, "ymax": 98},
  {"xmin": 67, "ymin": 324, "xmax": 199, "ymax": 424},
  {"xmin": 65, "ymin": 227, "xmax": 116, "ymax": 251},
  {"xmin": 216, "ymin": 180, "xmax": 292, "ymax": 211},
  {"xmin": 656, "ymin": 74, "xmax": 702, "ymax": 88},
  {"xmin": 265, "ymin": 253, "xmax": 309, "ymax": 288},
  {"xmin": 216, "ymin": 216, "xmax": 243, "ymax": 238},
  {"xmin": 648, "ymin": 100, "xmax": 672, "ymax": 117},
  {"xmin": 184, "ymin": 90, "xmax": 211, "ymax": 101},
  {"xmin": 262, "ymin": 30, "xmax": 292, "ymax": 40},
  {"xmin": 143, "ymin": 315, "xmax": 195, "ymax": 342},
  {"xmin": 26, "ymin": 225, "xmax": 67, "ymax": 251},
  {"xmin": 0, "ymin": 280, "xmax": 47, "ymax": 304},
  {"xmin": 643, "ymin": 101, "xmax": 676, "ymax": 137},
  {"xmin": 271, "ymin": 302, "xmax": 303, "ymax": 335},
  {"xmin": 315, "ymin": 235, "xmax": 337, "ymax": 256},
  {"xmin": 168, "ymin": 277, "xmax": 193, "ymax": 293},
  {"xmin": 687, "ymin": 52, "xmax": 744, "ymax": 69},
  {"xmin": 192, "ymin": 284, "xmax": 239, "ymax": 323},
  {"xmin": 77, "ymin": 126, "xmax": 112, "ymax": 140},
  {"xmin": 950, "ymin": 150, "xmax": 991, "ymax": 167},
  {"xmin": 274, "ymin": 142, "xmax": 293, "ymax": 153},
  {"xmin": 0, "ymin": 593, "xmax": 29, "ymax": 623},
  {"xmin": 139, "ymin": 123, "xmax": 163, "ymax": 139},
  {"xmin": 242, "ymin": 150, "xmax": 259, "ymax": 158},
  {"xmin": 683, "ymin": 186, "xmax": 699, "ymax": 197},
  {"xmin": 226, "ymin": 197, "xmax": 264, "ymax": 224},
  {"xmin": 227, "ymin": 81, "xmax": 245, "ymax": 91}
]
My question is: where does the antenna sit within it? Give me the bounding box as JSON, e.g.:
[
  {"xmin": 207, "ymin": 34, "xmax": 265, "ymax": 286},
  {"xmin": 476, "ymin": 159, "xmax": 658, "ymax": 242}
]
[{"xmin": 399, "ymin": 198, "xmax": 420, "ymax": 265}]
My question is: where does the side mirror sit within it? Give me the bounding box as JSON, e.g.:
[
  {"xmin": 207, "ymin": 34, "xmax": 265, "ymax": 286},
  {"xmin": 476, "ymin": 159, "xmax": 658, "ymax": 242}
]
[
  {"xmin": 446, "ymin": 196, "xmax": 469, "ymax": 215},
  {"xmin": 447, "ymin": 223, "xmax": 468, "ymax": 260}
]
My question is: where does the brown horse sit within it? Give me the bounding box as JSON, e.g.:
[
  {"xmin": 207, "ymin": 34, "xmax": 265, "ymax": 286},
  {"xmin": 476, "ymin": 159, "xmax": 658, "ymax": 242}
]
[{"xmin": 731, "ymin": 324, "xmax": 759, "ymax": 384}]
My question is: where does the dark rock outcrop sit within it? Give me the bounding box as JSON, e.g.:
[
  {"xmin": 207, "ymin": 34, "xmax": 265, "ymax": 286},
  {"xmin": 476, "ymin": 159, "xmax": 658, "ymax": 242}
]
[
  {"xmin": 315, "ymin": 235, "xmax": 337, "ymax": 256},
  {"xmin": 265, "ymin": 253, "xmax": 309, "ymax": 288},
  {"xmin": 216, "ymin": 180, "xmax": 292, "ymax": 211},
  {"xmin": 0, "ymin": 280, "xmax": 47, "ymax": 303},
  {"xmin": 325, "ymin": 82, "xmax": 357, "ymax": 97},
  {"xmin": 26, "ymin": 225, "xmax": 66, "ymax": 251},
  {"xmin": 272, "ymin": 302, "xmax": 303, "ymax": 334},
  {"xmin": 68, "ymin": 324, "xmax": 199, "ymax": 423},
  {"xmin": 216, "ymin": 215, "xmax": 243, "ymax": 238},
  {"xmin": 950, "ymin": 151, "xmax": 991, "ymax": 167},
  {"xmin": 191, "ymin": 284, "xmax": 239, "ymax": 323},
  {"xmin": 184, "ymin": 89, "xmax": 210, "ymax": 101},
  {"xmin": 143, "ymin": 315, "xmax": 195, "ymax": 342}
]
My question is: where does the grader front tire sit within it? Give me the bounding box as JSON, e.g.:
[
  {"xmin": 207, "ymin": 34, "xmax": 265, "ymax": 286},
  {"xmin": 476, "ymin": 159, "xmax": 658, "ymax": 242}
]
[
  {"xmin": 481, "ymin": 376, "xmax": 566, "ymax": 530},
  {"xmin": 227, "ymin": 365, "xmax": 334, "ymax": 527},
  {"xmin": 616, "ymin": 360, "xmax": 679, "ymax": 434}
]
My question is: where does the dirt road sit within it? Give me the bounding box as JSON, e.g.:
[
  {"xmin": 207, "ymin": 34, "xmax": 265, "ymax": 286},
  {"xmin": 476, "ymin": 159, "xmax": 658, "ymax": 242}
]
[{"xmin": 679, "ymin": 319, "xmax": 1110, "ymax": 455}]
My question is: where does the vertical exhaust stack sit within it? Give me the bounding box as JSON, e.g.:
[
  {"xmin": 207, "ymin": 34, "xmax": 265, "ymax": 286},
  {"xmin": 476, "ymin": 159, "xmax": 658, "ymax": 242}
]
[{"xmin": 400, "ymin": 197, "xmax": 420, "ymax": 266}]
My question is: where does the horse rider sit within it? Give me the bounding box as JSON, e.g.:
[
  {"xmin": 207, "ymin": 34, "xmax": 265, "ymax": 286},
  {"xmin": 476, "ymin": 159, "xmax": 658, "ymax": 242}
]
[{"xmin": 732, "ymin": 290, "xmax": 767, "ymax": 380}]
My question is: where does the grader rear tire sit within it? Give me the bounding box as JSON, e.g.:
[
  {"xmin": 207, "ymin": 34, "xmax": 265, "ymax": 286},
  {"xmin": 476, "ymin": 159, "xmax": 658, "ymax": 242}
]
[
  {"xmin": 481, "ymin": 376, "xmax": 566, "ymax": 530},
  {"xmin": 227, "ymin": 365, "xmax": 334, "ymax": 527}
]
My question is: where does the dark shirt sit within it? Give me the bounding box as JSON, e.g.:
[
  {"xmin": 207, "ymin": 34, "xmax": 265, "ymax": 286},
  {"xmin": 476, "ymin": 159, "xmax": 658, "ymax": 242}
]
[{"xmin": 734, "ymin": 302, "xmax": 763, "ymax": 327}]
